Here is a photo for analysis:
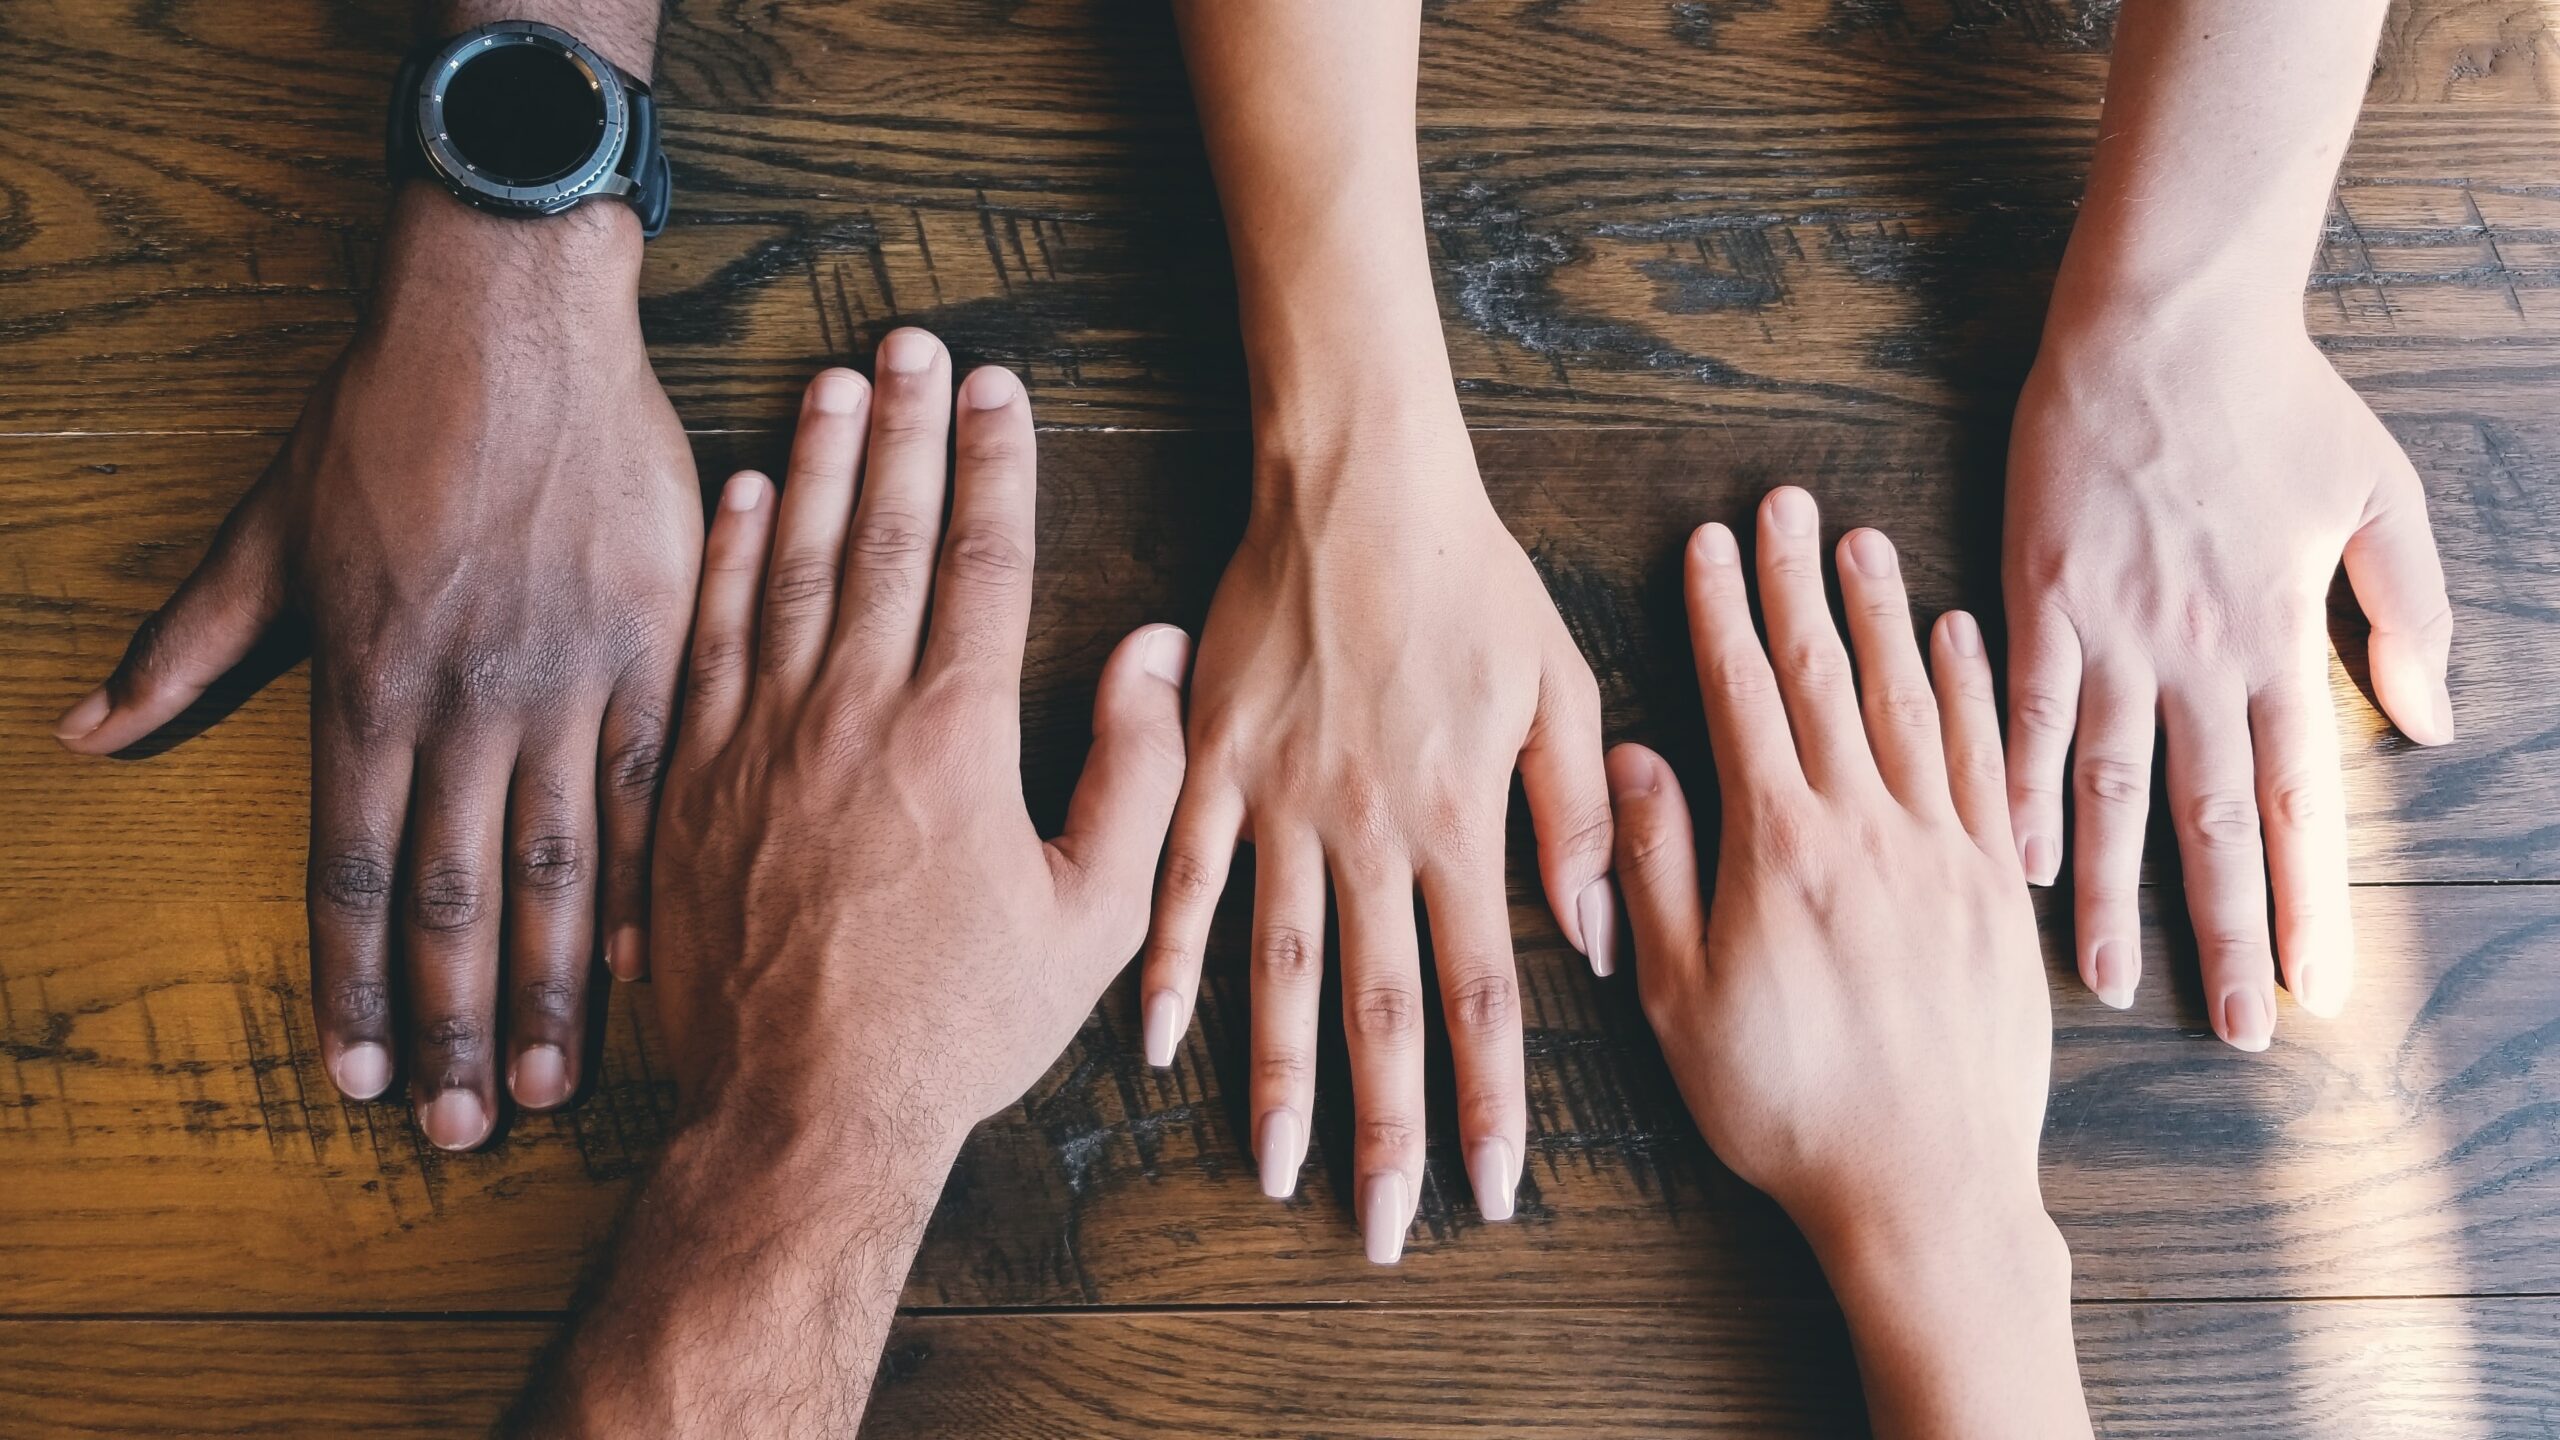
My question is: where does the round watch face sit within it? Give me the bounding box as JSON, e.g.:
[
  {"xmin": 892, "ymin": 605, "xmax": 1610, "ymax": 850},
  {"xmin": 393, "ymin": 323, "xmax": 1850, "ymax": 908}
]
[{"xmin": 419, "ymin": 21, "xmax": 630, "ymax": 215}]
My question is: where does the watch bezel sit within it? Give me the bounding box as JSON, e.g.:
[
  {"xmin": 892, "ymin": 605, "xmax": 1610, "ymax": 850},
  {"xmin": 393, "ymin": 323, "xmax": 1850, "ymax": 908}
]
[{"xmin": 416, "ymin": 20, "xmax": 630, "ymax": 216}]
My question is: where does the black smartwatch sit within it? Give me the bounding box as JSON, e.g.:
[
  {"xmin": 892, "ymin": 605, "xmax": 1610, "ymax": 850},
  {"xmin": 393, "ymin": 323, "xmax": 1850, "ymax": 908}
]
[{"xmin": 386, "ymin": 20, "xmax": 672, "ymax": 238}]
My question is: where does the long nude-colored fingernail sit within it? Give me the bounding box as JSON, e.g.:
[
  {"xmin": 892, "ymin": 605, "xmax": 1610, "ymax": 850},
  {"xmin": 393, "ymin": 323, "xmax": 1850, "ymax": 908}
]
[
  {"xmin": 2089, "ymin": 940, "xmax": 2137, "ymax": 1010},
  {"xmin": 1256, "ymin": 1109, "xmax": 1304, "ymax": 1200},
  {"xmin": 1142, "ymin": 990, "xmax": 1181, "ymax": 1069},
  {"xmin": 512, "ymin": 1044, "xmax": 572, "ymax": 1110},
  {"xmin": 1362, "ymin": 1172, "xmax": 1411, "ymax": 1265},
  {"xmin": 2219, "ymin": 990, "xmax": 2274, "ymax": 1053},
  {"xmin": 1577, "ymin": 878, "xmax": 1617, "ymax": 978},
  {"xmin": 334, "ymin": 1042, "xmax": 391, "ymax": 1101},
  {"xmin": 608, "ymin": 926, "xmax": 645, "ymax": 983},
  {"xmin": 54, "ymin": 686, "xmax": 110, "ymax": 742},
  {"xmin": 1469, "ymin": 1138, "xmax": 1517, "ymax": 1223},
  {"xmin": 420, "ymin": 1089, "xmax": 489, "ymax": 1151}
]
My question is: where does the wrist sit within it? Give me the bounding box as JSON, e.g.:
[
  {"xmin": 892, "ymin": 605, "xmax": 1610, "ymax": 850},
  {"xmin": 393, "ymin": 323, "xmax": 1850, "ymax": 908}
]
[
  {"xmin": 672, "ymin": 1067, "xmax": 971, "ymax": 1214},
  {"xmin": 372, "ymin": 182, "xmax": 645, "ymax": 325},
  {"xmin": 2043, "ymin": 227, "xmax": 2308, "ymax": 352}
]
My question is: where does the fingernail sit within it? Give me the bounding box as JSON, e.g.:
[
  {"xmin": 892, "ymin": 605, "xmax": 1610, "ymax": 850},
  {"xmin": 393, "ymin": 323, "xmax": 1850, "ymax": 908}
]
[
  {"xmin": 2220, "ymin": 990, "xmax": 2274, "ymax": 1052},
  {"xmin": 809, "ymin": 368, "xmax": 866, "ymax": 414},
  {"xmin": 1768, "ymin": 486, "xmax": 1815, "ymax": 535},
  {"xmin": 961, "ymin": 365, "xmax": 1019, "ymax": 409},
  {"xmin": 1847, "ymin": 528, "xmax": 1895, "ymax": 575},
  {"xmin": 2426, "ymin": 688, "xmax": 2456, "ymax": 746},
  {"xmin": 1577, "ymin": 878, "xmax": 1617, "ymax": 978},
  {"xmin": 1362, "ymin": 1172, "xmax": 1411, "ymax": 1265},
  {"xmin": 2021, "ymin": 833, "xmax": 2059, "ymax": 886},
  {"xmin": 606, "ymin": 926, "xmax": 645, "ymax": 983},
  {"xmin": 2293, "ymin": 959, "xmax": 2350, "ymax": 1019},
  {"xmin": 722, "ymin": 470, "xmax": 767, "ymax": 511},
  {"xmin": 420, "ymin": 1089, "xmax": 489, "ymax": 1151},
  {"xmin": 1606, "ymin": 747, "xmax": 1660, "ymax": 802},
  {"xmin": 333, "ymin": 1042, "xmax": 391, "ymax": 1101},
  {"xmin": 1142, "ymin": 990, "xmax": 1182, "ymax": 1068},
  {"xmin": 54, "ymin": 686, "xmax": 110, "ymax": 742},
  {"xmin": 1468, "ymin": 1138, "xmax": 1517, "ymax": 1222},
  {"xmin": 1256, "ymin": 1109, "xmax": 1304, "ymax": 1200},
  {"xmin": 1696, "ymin": 522, "xmax": 1738, "ymax": 565},
  {"xmin": 1944, "ymin": 611, "xmax": 1982, "ymax": 658},
  {"xmin": 512, "ymin": 1044, "xmax": 571, "ymax": 1110},
  {"xmin": 880, "ymin": 327, "xmax": 938, "ymax": 374},
  {"xmin": 1141, "ymin": 626, "xmax": 1191, "ymax": 685},
  {"xmin": 2089, "ymin": 940, "xmax": 2136, "ymax": 1010}
]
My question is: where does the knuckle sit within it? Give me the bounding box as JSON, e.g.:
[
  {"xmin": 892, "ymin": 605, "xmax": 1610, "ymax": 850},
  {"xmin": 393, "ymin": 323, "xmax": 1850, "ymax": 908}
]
[
  {"xmin": 325, "ymin": 976, "xmax": 389, "ymax": 1025},
  {"xmin": 1254, "ymin": 1048, "xmax": 1313, "ymax": 1093},
  {"xmin": 1548, "ymin": 797, "xmax": 1616, "ymax": 866},
  {"xmin": 420, "ymin": 1014, "xmax": 488, "ymax": 1063},
  {"xmin": 1359, "ymin": 1117, "xmax": 1421, "ymax": 1157},
  {"xmin": 511, "ymin": 833, "xmax": 588, "ymax": 894},
  {"xmin": 2076, "ymin": 757, "xmax": 2149, "ymax": 807},
  {"xmin": 1620, "ymin": 816, "xmax": 1691, "ymax": 887},
  {"xmin": 2268, "ymin": 776, "xmax": 2328, "ymax": 830},
  {"xmin": 312, "ymin": 846, "xmax": 395, "ymax": 917},
  {"xmin": 1874, "ymin": 683, "xmax": 1937, "ymax": 731},
  {"xmin": 1755, "ymin": 805, "xmax": 1827, "ymax": 881},
  {"xmin": 1348, "ymin": 984, "xmax": 1423, "ymax": 1046},
  {"xmin": 1951, "ymin": 741, "xmax": 2007, "ymax": 792},
  {"xmin": 1159, "ymin": 849, "xmax": 1224, "ymax": 908},
  {"xmin": 944, "ymin": 530, "xmax": 1029, "ymax": 587},
  {"xmin": 765, "ymin": 555, "xmax": 840, "ymax": 608},
  {"xmin": 1258, "ymin": 925, "xmax": 1325, "ymax": 985},
  {"xmin": 1443, "ymin": 970, "xmax": 1519, "ymax": 1037},
  {"xmin": 2012, "ymin": 687, "xmax": 2074, "ymax": 739},
  {"xmin": 1778, "ymin": 640, "xmax": 1848, "ymax": 694},
  {"xmin": 1707, "ymin": 651, "xmax": 1777, "ymax": 703},
  {"xmin": 520, "ymin": 976, "xmax": 580, "ymax": 1022},
  {"xmin": 410, "ymin": 860, "xmax": 489, "ymax": 934},
  {"xmin": 689, "ymin": 635, "xmax": 750, "ymax": 683},
  {"xmin": 2184, "ymin": 791, "xmax": 2261, "ymax": 849},
  {"xmin": 607, "ymin": 714, "xmax": 671, "ymax": 802},
  {"xmin": 850, "ymin": 517, "xmax": 935, "ymax": 568}
]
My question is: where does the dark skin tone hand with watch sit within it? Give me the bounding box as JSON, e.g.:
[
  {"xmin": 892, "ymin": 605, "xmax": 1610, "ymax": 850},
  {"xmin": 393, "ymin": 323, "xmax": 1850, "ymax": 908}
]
[{"xmin": 52, "ymin": 0, "xmax": 688, "ymax": 1149}]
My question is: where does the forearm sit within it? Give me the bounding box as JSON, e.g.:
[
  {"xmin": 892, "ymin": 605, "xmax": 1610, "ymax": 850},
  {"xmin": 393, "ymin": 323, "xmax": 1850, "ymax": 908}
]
[
  {"xmin": 1803, "ymin": 1195, "xmax": 2090, "ymax": 1440},
  {"xmin": 1172, "ymin": 0, "xmax": 1464, "ymax": 462},
  {"xmin": 2054, "ymin": 0, "xmax": 2389, "ymax": 330},
  {"xmin": 432, "ymin": 0, "xmax": 661, "ymax": 79},
  {"xmin": 507, "ymin": 1104, "xmax": 958, "ymax": 1438}
]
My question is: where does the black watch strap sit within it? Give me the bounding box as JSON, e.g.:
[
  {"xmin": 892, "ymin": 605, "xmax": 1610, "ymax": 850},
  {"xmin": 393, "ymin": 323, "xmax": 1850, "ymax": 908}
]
[{"xmin": 385, "ymin": 32, "xmax": 672, "ymax": 239}]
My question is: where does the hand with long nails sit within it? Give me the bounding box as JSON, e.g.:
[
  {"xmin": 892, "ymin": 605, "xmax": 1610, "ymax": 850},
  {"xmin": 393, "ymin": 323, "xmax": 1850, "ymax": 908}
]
[
  {"xmin": 1613, "ymin": 488, "xmax": 2089, "ymax": 1439},
  {"xmin": 2002, "ymin": 0, "xmax": 2454, "ymax": 1049}
]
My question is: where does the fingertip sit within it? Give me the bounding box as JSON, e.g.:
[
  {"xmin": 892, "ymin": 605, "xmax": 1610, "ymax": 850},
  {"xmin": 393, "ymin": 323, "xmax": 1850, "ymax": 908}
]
[
  {"xmin": 1134, "ymin": 624, "xmax": 1192, "ymax": 688},
  {"xmin": 52, "ymin": 685, "xmax": 111, "ymax": 746},
  {"xmin": 1842, "ymin": 527, "xmax": 1896, "ymax": 576},
  {"xmin": 2216, "ymin": 989, "xmax": 2275, "ymax": 1053},
  {"xmin": 1935, "ymin": 610, "xmax": 1984, "ymax": 661},
  {"xmin": 1688, "ymin": 522, "xmax": 1739, "ymax": 567},
  {"xmin": 1762, "ymin": 484, "xmax": 1817, "ymax": 536},
  {"xmin": 1142, "ymin": 988, "xmax": 1183, "ymax": 1068},
  {"xmin": 806, "ymin": 367, "xmax": 869, "ymax": 415},
  {"xmin": 878, "ymin": 326, "xmax": 944, "ymax": 375},
  {"xmin": 1605, "ymin": 742, "xmax": 1667, "ymax": 801},
  {"xmin": 331, "ymin": 1041, "xmax": 393, "ymax": 1102},
  {"xmin": 960, "ymin": 364, "xmax": 1022, "ymax": 411},
  {"xmin": 719, "ymin": 470, "xmax": 769, "ymax": 513},
  {"xmin": 607, "ymin": 925, "xmax": 646, "ymax": 983}
]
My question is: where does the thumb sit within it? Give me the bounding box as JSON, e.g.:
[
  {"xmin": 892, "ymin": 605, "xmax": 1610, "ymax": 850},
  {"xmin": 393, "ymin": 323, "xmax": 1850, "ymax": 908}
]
[
  {"xmin": 2341, "ymin": 456, "xmax": 2454, "ymax": 746},
  {"xmin": 1049, "ymin": 624, "xmax": 1192, "ymax": 937},
  {"xmin": 56, "ymin": 482, "xmax": 287, "ymax": 755}
]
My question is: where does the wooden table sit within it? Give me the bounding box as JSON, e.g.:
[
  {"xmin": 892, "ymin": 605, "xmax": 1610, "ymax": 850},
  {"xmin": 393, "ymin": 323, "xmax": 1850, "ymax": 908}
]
[{"xmin": 4, "ymin": 2, "xmax": 2557, "ymax": 1434}]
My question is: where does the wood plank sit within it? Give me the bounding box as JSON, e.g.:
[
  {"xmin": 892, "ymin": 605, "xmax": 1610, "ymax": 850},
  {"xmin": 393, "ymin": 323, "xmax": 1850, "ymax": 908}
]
[
  {"xmin": 0, "ymin": 0, "xmax": 2551, "ymax": 433},
  {"xmin": 6, "ymin": 422, "xmax": 2554, "ymax": 896},
  {"xmin": 5, "ymin": 1300, "xmax": 2556, "ymax": 1438},
  {"xmin": 2, "ymin": 879, "xmax": 2556, "ymax": 1313}
]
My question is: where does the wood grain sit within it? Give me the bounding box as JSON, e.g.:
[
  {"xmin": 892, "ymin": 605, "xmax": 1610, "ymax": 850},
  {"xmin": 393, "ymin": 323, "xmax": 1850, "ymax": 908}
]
[
  {"xmin": 0, "ymin": 0, "xmax": 2552, "ymax": 433},
  {"xmin": 2, "ymin": 879, "xmax": 2555, "ymax": 1313},
  {"xmin": 6, "ymin": 1300, "xmax": 2557, "ymax": 1438}
]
